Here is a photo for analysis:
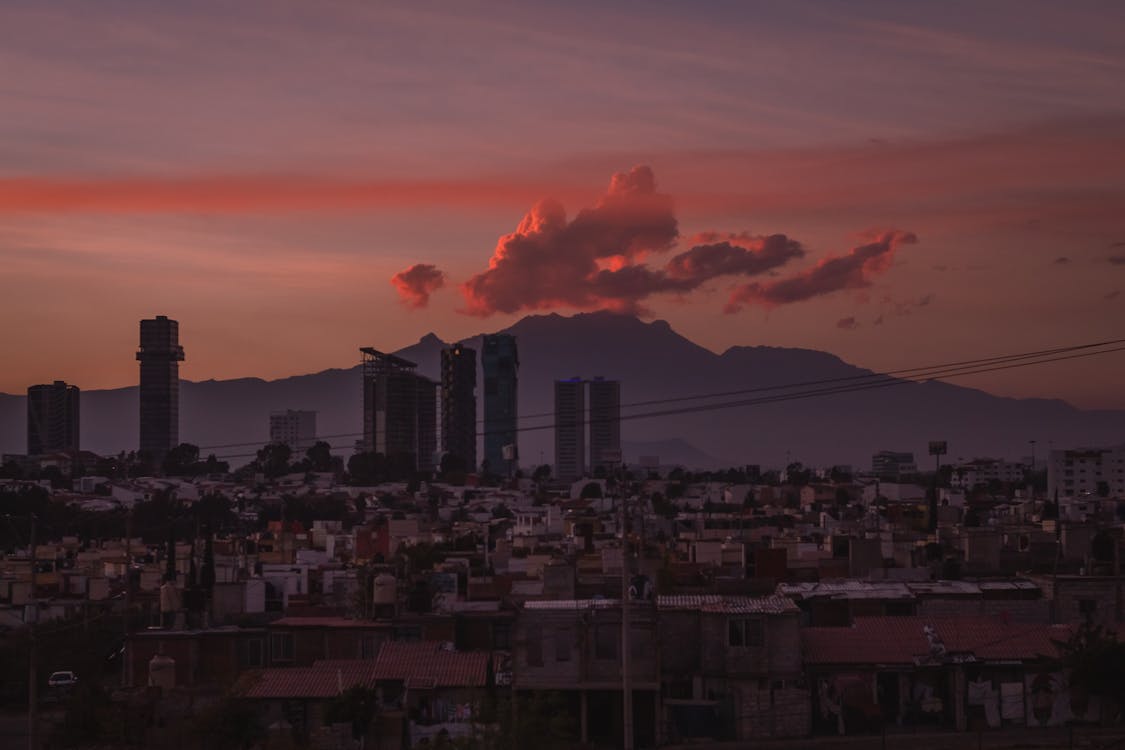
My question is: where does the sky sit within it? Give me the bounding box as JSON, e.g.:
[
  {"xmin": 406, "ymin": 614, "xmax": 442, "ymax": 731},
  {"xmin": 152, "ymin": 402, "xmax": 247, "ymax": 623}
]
[{"xmin": 3, "ymin": 0, "xmax": 1125, "ymax": 407}]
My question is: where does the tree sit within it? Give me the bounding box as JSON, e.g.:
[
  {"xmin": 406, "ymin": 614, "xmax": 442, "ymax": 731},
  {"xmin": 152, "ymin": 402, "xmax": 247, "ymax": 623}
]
[
  {"xmin": 532, "ymin": 464, "xmax": 551, "ymax": 483},
  {"xmin": 1053, "ymin": 620, "xmax": 1125, "ymax": 717},
  {"xmin": 162, "ymin": 443, "xmax": 200, "ymax": 476},
  {"xmin": 303, "ymin": 441, "xmax": 334, "ymax": 473},
  {"xmin": 348, "ymin": 451, "xmax": 385, "ymax": 485},
  {"xmin": 785, "ymin": 462, "xmax": 811, "ymax": 486},
  {"xmin": 580, "ymin": 482, "xmax": 602, "ymax": 499},
  {"xmin": 255, "ymin": 442, "xmax": 292, "ymax": 478}
]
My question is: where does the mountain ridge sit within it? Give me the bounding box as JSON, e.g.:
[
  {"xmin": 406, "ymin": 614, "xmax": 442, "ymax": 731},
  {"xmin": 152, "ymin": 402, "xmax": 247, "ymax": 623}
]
[{"xmin": 2, "ymin": 311, "xmax": 1122, "ymax": 468}]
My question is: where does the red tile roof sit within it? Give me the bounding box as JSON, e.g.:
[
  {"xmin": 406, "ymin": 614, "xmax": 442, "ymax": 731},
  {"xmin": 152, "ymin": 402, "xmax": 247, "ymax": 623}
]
[
  {"xmin": 242, "ymin": 663, "xmax": 377, "ymax": 699},
  {"xmin": 373, "ymin": 641, "xmax": 491, "ymax": 688},
  {"xmin": 802, "ymin": 616, "xmax": 1074, "ymax": 667}
]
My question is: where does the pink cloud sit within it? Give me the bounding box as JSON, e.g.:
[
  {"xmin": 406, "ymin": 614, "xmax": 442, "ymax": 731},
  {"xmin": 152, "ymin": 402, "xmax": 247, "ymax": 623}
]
[
  {"xmin": 458, "ymin": 167, "xmax": 808, "ymax": 316},
  {"xmin": 725, "ymin": 230, "xmax": 917, "ymax": 312},
  {"xmin": 391, "ymin": 263, "xmax": 445, "ymax": 308}
]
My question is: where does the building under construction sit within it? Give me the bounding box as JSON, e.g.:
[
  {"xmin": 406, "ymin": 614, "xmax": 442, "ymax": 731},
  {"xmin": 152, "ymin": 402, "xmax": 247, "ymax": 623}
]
[{"xmin": 360, "ymin": 348, "xmax": 437, "ymax": 472}]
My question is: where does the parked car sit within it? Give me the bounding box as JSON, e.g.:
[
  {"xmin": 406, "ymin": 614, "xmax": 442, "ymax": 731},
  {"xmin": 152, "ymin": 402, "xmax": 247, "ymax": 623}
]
[{"xmin": 47, "ymin": 671, "xmax": 78, "ymax": 688}]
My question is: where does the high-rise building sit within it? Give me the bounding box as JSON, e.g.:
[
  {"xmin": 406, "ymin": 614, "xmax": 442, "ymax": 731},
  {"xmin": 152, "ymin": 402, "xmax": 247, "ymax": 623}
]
[
  {"xmin": 137, "ymin": 315, "xmax": 185, "ymax": 461},
  {"xmin": 554, "ymin": 378, "xmax": 586, "ymax": 483},
  {"xmin": 588, "ymin": 377, "xmax": 621, "ymax": 474},
  {"xmin": 361, "ymin": 348, "xmax": 437, "ymax": 472},
  {"xmin": 27, "ymin": 380, "xmax": 80, "ymax": 456},
  {"xmin": 1048, "ymin": 446, "xmax": 1125, "ymax": 499},
  {"xmin": 269, "ymin": 410, "xmax": 317, "ymax": 452},
  {"xmin": 482, "ymin": 334, "xmax": 519, "ymax": 472},
  {"xmin": 871, "ymin": 450, "xmax": 917, "ymax": 479},
  {"xmin": 440, "ymin": 343, "xmax": 477, "ymax": 472}
]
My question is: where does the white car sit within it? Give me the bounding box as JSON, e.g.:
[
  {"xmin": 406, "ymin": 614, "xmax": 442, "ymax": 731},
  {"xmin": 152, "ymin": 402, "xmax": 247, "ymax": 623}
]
[{"xmin": 47, "ymin": 671, "xmax": 78, "ymax": 688}]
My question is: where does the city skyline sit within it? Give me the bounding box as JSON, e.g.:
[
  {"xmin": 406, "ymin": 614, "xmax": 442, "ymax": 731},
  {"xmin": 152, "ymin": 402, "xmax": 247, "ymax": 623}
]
[{"xmin": 2, "ymin": 1, "xmax": 1125, "ymax": 409}]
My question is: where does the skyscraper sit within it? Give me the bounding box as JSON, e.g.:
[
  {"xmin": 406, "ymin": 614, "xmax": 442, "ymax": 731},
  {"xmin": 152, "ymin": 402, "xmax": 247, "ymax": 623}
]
[
  {"xmin": 554, "ymin": 378, "xmax": 586, "ymax": 483},
  {"xmin": 27, "ymin": 380, "xmax": 80, "ymax": 456},
  {"xmin": 588, "ymin": 377, "xmax": 621, "ymax": 474},
  {"xmin": 361, "ymin": 348, "xmax": 437, "ymax": 472},
  {"xmin": 137, "ymin": 315, "xmax": 184, "ymax": 461},
  {"xmin": 269, "ymin": 410, "xmax": 317, "ymax": 451},
  {"xmin": 440, "ymin": 343, "xmax": 477, "ymax": 472},
  {"xmin": 482, "ymin": 334, "xmax": 518, "ymax": 472}
]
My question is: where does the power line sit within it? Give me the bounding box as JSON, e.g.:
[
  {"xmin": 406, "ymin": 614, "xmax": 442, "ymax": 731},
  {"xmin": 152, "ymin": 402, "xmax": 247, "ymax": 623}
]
[
  {"xmin": 198, "ymin": 339, "xmax": 1125, "ymax": 459},
  {"xmin": 196, "ymin": 337, "xmax": 1125, "ymax": 453}
]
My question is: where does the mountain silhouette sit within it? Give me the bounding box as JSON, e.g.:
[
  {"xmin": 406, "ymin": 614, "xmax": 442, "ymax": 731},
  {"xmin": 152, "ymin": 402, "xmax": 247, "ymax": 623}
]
[{"xmin": 2, "ymin": 311, "xmax": 1122, "ymax": 469}]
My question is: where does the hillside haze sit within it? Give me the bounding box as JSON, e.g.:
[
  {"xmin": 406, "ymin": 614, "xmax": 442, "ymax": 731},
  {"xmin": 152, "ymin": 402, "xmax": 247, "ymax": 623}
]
[{"xmin": 2, "ymin": 312, "xmax": 1122, "ymax": 469}]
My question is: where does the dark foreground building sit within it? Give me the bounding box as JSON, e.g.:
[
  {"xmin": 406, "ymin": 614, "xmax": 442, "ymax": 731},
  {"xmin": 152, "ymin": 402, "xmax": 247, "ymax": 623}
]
[
  {"xmin": 137, "ymin": 315, "xmax": 184, "ymax": 462},
  {"xmin": 27, "ymin": 380, "xmax": 80, "ymax": 455}
]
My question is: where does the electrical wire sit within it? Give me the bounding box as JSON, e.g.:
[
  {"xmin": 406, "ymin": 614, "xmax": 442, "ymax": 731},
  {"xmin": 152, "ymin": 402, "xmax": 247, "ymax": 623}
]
[{"xmin": 198, "ymin": 340, "xmax": 1125, "ymax": 460}]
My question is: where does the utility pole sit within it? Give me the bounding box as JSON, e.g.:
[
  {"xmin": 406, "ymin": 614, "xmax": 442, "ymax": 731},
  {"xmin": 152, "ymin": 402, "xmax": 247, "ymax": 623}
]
[
  {"xmin": 122, "ymin": 506, "xmax": 133, "ymax": 688},
  {"xmin": 619, "ymin": 462, "xmax": 633, "ymax": 750},
  {"xmin": 27, "ymin": 513, "xmax": 37, "ymax": 750}
]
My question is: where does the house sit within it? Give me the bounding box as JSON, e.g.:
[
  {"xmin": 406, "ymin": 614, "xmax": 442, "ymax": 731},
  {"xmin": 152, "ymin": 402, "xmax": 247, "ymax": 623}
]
[
  {"xmin": 657, "ymin": 594, "xmax": 809, "ymax": 742},
  {"xmin": 514, "ymin": 598, "xmax": 660, "ymax": 748},
  {"xmin": 802, "ymin": 616, "xmax": 1078, "ymax": 735}
]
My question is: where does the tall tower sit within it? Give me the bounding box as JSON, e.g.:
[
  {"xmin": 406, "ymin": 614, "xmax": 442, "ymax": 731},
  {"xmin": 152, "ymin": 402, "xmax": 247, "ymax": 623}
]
[
  {"xmin": 481, "ymin": 334, "xmax": 519, "ymax": 472},
  {"xmin": 27, "ymin": 380, "xmax": 80, "ymax": 456},
  {"xmin": 137, "ymin": 316, "xmax": 184, "ymax": 462},
  {"xmin": 588, "ymin": 377, "xmax": 621, "ymax": 474},
  {"xmin": 361, "ymin": 348, "xmax": 437, "ymax": 472},
  {"xmin": 440, "ymin": 343, "xmax": 477, "ymax": 473},
  {"xmin": 554, "ymin": 378, "xmax": 586, "ymax": 483}
]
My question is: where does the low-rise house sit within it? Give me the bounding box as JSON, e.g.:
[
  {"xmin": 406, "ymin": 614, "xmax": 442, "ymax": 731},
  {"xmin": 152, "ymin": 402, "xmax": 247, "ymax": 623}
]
[
  {"xmin": 514, "ymin": 598, "xmax": 660, "ymax": 748},
  {"xmin": 658, "ymin": 594, "xmax": 809, "ymax": 742},
  {"xmin": 802, "ymin": 616, "xmax": 1077, "ymax": 735}
]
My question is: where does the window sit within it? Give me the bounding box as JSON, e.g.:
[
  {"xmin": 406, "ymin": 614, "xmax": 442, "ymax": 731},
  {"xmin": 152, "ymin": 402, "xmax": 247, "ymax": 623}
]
[
  {"xmin": 555, "ymin": 628, "xmax": 572, "ymax": 662},
  {"xmin": 270, "ymin": 632, "xmax": 294, "ymax": 664},
  {"xmin": 595, "ymin": 624, "xmax": 617, "ymax": 660},
  {"xmin": 526, "ymin": 625, "xmax": 543, "ymax": 667},
  {"xmin": 630, "ymin": 625, "xmax": 651, "ymax": 659},
  {"xmin": 728, "ymin": 618, "xmax": 764, "ymax": 648},
  {"xmin": 492, "ymin": 622, "xmax": 512, "ymax": 651},
  {"xmin": 239, "ymin": 637, "xmax": 264, "ymax": 667},
  {"xmin": 394, "ymin": 625, "xmax": 422, "ymax": 642}
]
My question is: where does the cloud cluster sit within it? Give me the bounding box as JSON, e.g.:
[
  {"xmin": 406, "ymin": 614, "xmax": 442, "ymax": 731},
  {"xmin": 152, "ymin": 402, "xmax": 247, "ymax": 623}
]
[
  {"xmin": 390, "ymin": 168, "xmax": 917, "ymax": 318},
  {"xmin": 391, "ymin": 263, "xmax": 445, "ymax": 308},
  {"xmin": 725, "ymin": 230, "xmax": 917, "ymax": 312},
  {"xmin": 458, "ymin": 167, "xmax": 805, "ymax": 316}
]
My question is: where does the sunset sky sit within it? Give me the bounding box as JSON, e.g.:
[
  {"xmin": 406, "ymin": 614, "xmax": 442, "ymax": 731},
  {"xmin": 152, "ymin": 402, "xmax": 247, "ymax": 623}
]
[{"xmin": 3, "ymin": 1, "xmax": 1125, "ymax": 407}]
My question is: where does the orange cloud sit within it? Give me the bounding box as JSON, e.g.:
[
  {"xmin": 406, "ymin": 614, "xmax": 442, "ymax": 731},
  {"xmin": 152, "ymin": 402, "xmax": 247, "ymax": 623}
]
[
  {"xmin": 391, "ymin": 263, "xmax": 446, "ymax": 308},
  {"xmin": 457, "ymin": 167, "xmax": 808, "ymax": 317}
]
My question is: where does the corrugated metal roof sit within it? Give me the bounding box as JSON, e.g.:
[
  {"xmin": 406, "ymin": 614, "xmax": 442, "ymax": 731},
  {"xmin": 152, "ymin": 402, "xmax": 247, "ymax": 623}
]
[
  {"xmin": 777, "ymin": 581, "xmax": 914, "ymax": 600},
  {"xmin": 523, "ymin": 599, "xmax": 621, "ymax": 610},
  {"xmin": 657, "ymin": 595, "xmax": 798, "ymax": 614}
]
